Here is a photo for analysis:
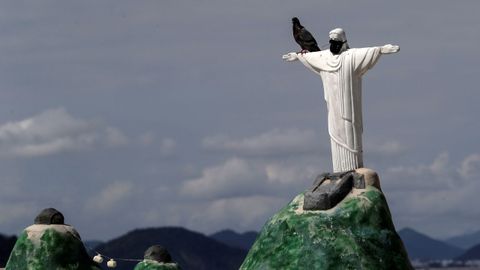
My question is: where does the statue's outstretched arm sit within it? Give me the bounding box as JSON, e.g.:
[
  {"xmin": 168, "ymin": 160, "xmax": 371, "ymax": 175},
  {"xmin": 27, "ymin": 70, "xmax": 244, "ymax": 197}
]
[
  {"xmin": 380, "ymin": 44, "xmax": 400, "ymax": 54},
  {"xmin": 282, "ymin": 52, "xmax": 299, "ymax": 62}
]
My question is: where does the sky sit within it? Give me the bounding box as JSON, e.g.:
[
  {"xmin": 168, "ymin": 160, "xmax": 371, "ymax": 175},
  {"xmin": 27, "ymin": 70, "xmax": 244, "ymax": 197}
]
[{"xmin": 0, "ymin": 0, "xmax": 479, "ymax": 241}]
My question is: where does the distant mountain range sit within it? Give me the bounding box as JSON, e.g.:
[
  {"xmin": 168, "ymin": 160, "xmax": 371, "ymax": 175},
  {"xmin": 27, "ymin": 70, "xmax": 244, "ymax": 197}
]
[
  {"xmin": 210, "ymin": 229, "xmax": 258, "ymax": 250},
  {"xmin": 4, "ymin": 226, "xmax": 480, "ymax": 268},
  {"xmin": 446, "ymin": 230, "xmax": 480, "ymax": 250},
  {"xmin": 84, "ymin": 240, "xmax": 104, "ymax": 250},
  {"xmin": 456, "ymin": 243, "xmax": 480, "ymax": 261},
  {"xmin": 398, "ymin": 227, "xmax": 464, "ymax": 261},
  {"xmin": 0, "ymin": 234, "xmax": 17, "ymax": 267},
  {"xmin": 95, "ymin": 227, "xmax": 248, "ymax": 270}
]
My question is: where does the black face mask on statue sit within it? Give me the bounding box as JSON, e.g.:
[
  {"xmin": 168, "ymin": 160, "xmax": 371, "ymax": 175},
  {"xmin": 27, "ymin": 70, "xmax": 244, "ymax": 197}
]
[{"xmin": 329, "ymin": 40, "xmax": 346, "ymax": 55}]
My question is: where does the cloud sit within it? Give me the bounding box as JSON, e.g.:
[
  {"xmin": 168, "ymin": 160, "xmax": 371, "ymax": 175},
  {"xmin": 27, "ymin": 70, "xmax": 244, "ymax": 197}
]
[
  {"xmin": 366, "ymin": 140, "xmax": 406, "ymax": 156},
  {"xmin": 187, "ymin": 195, "xmax": 285, "ymax": 234},
  {"xmin": 105, "ymin": 127, "xmax": 129, "ymax": 147},
  {"xmin": 202, "ymin": 128, "xmax": 320, "ymax": 156},
  {"xmin": 381, "ymin": 152, "xmax": 480, "ymax": 237},
  {"xmin": 458, "ymin": 153, "xmax": 480, "ymax": 179},
  {"xmin": 180, "ymin": 158, "xmax": 262, "ymax": 199},
  {"xmin": 384, "ymin": 152, "xmax": 455, "ymax": 191},
  {"xmin": 0, "ymin": 202, "xmax": 36, "ymax": 225},
  {"xmin": 176, "ymin": 154, "xmax": 327, "ymax": 234},
  {"xmin": 138, "ymin": 132, "xmax": 156, "ymax": 146},
  {"xmin": 160, "ymin": 138, "xmax": 176, "ymax": 157},
  {"xmin": 265, "ymin": 163, "xmax": 317, "ymax": 185},
  {"xmin": 137, "ymin": 132, "xmax": 176, "ymax": 156},
  {"xmin": 180, "ymin": 157, "xmax": 320, "ymax": 200},
  {"xmin": 0, "ymin": 108, "xmax": 128, "ymax": 158},
  {"xmin": 85, "ymin": 181, "xmax": 135, "ymax": 213},
  {"xmin": 0, "ymin": 0, "xmax": 478, "ymax": 240},
  {"xmin": 137, "ymin": 194, "xmax": 286, "ymax": 234}
]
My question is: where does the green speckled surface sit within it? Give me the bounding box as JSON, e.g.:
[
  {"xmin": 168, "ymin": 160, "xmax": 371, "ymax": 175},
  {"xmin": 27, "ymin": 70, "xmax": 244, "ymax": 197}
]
[
  {"xmin": 134, "ymin": 260, "xmax": 181, "ymax": 270},
  {"xmin": 6, "ymin": 226, "xmax": 101, "ymax": 270},
  {"xmin": 240, "ymin": 186, "xmax": 413, "ymax": 270}
]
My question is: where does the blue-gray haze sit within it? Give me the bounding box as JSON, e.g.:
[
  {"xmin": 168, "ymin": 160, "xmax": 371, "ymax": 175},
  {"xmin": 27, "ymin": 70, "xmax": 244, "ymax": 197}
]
[{"xmin": 0, "ymin": 0, "xmax": 479, "ymax": 241}]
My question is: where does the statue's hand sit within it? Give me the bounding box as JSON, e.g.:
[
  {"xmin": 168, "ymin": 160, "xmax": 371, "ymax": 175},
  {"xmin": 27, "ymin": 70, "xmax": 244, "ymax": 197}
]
[
  {"xmin": 282, "ymin": 52, "xmax": 299, "ymax": 62},
  {"xmin": 381, "ymin": 44, "xmax": 400, "ymax": 54}
]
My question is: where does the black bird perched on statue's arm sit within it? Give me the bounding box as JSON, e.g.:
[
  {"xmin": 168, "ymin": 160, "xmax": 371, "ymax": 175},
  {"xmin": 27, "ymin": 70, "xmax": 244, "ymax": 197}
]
[{"xmin": 292, "ymin": 17, "xmax": 320, "ymax": 53}]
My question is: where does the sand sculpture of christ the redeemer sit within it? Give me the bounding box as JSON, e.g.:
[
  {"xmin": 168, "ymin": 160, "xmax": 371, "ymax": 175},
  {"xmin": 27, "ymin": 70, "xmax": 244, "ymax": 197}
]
[{"xmin": 283, "ymin": 28, "xmax": 399, "ymax": 172}]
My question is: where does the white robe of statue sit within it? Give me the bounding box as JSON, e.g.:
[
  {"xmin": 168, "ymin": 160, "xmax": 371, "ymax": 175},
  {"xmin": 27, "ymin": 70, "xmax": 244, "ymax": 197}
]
[{"xmin": 283, "ymin": 28, "xmax": 399, "ymax": 172}]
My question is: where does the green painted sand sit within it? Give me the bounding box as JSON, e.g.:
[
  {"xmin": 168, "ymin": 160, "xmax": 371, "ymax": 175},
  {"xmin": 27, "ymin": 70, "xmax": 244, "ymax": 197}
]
[
  {"xmin": 241, "ymin": 186, "xmax": 412, "ymax": 270},
  {"xmin": 6, "ymin": 225, "xmax": 101, "ymax": 270},
  {"xmin": 134, "ymin": 260, "xmax": 181, "ymax": 270}
]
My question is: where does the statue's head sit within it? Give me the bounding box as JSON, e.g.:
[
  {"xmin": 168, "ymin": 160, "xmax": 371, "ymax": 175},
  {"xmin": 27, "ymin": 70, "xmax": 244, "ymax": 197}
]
[
  {"xmin": 144, "ymin": 245, "xmax": 172, "ymax": 263},
  {"xmin": 34, "ymin": 208, "xmax": 65, "ymax": 225},
  {"xmin": 292, "ymin": 17, "xmax": 300, "ymax": 25},
  {"xmin": 329, "ymin": 28, "xmax": 349, "ymax": 55}
]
